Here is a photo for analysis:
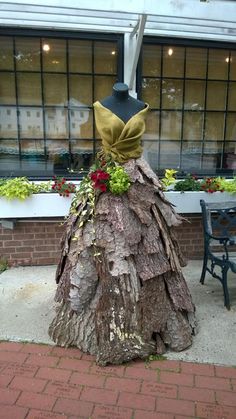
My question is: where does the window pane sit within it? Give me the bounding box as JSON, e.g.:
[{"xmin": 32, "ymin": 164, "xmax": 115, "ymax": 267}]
[
  {"xmin": 45, "ymin": 108, "xmax": 68, "ymax": 139},
  {"xmin": 17, "ymin": 73, "xmax": 42, "ymax": 105},
  {"xmin": 142, "ymin": 111, "xmax": 159, "ymax": 140},
  {"xmin": 230, "ymin": 51, "xmax": 236, "ymax": 80},
  {"xmin": 184, "ymin": 80, "xmax": 205, "ymax": 110},
  {"xmin": 21, "ymin": 139, "xmax": 44, "ymax": 157},
  {"xmin": 71, "ymin": 139, "xmax": 93, "ymax": 170},
  {"xmin": 69, "ymin": 40, "xmax": 92, "ymax": 73},
  {"xmin": 142, "ymin": 44, "xmax": 161, "ymax": 77},
  {"xmin": 70, "ymin": 108, "xmax": 93, "ymax": 139},
  {"xmin": 159, "ymin": 141, "xmax": 180, "ymax": 168},
  {"xmin": 182, "ymin": 142, "xmax": 201, "ymax": 171},
  {"xmin": 142, "ymin": 78, "xmax": 160, "ymax": 108},
  {"xmin": 228, "ymin": 82, "xmax": 236, "ymax": 111},
  {"xmin": 42, "ymin": 39, "xmax": 66, "ymax": 72},
  {"xmin": 203, "ymin": 142, "xmax": 222, "ymax": 169},
  {"xmin": 183, "ymin": 112, "xmax": 203, "ymax": 141},
  {"xmin": 46, "ymin": 139, "xmax": 69, "ymax": 172},
  {"xmin": 186, "ymin": 47, "xmax": 207, "ymax": 79},
  {"xmin": 225, "ymin": 113, "xmax": 236, "ymax": 141},
  {"xmin": 15, "ymin": 38, "xmax": 40, "ymax": 71},
  {"xmin": 0, "ymin": 73, "xmax": 16, "ymax": 104},
  {"xmin": 207, "ymin": 81, "xmax": 227, "ymax": 110},
  {"xmin": 161, "ymin": 111, "xmax": 182, "ymax": 140},
  {"xmin": 69, "ymin": 75, "xmax": 92, "ymax": 106},
  {"xmin": 163, "ymin": 46, "xmax": 184, "ymax": 78},
  {"xmin": 208, "ymin": 49, "xmax": 228, "ymax": 80},
  {"xmin": 205, "ymin": 112, "xmax": 224, "ymax": 141},
  {"xmin": 0, "ymin": 139, "xmax": 19, "ymax": 173},
  {"xmin": 94, "ymin": 76, "xmax": 116, "ymax": 101},
  {"xmin": 162, "ymin": 79, "xmax": 183, "ymax": 109},
  {"xmin": 0, "ymin": 37, "xmax": 14, "ymax": 70},
  {"xmin": 19, "ymin": 107, "xmax": 43, "ymax": 139},
  {"xmin": 0, "ymin": 107, "xmax": 17, "ymax": 138},
  {"xmin": 224, "ymin": 142, "xmax": 236, "ymax": 170},
  {"xmin": 94, "ymin": 42, "xmax": 117, "ymax": 74},
  {"xmin": 44, "ymin": 74, "xmax": 67, "ymax": 106},
  {"xmin": 142, "ymin": 141, "xmax": 158, "ymax": 170}
]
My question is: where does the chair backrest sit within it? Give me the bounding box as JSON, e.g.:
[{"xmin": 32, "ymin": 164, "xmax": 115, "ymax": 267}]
[{"xmin": 200, "ymin": 200, "xmax": 236, "ymax": 238}]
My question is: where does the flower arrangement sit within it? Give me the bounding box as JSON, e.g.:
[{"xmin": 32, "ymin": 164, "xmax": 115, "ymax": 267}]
[
  {"xmin": 51, "ymin": 176, "xmax": 76, "ymax": 197},
  {"xmin": 161, "ymin": 170, "xmax": 229, "ymax": 193},
  {"xmin": 89, "ymin": 159, "xmax": 131, "ymax": 195}
]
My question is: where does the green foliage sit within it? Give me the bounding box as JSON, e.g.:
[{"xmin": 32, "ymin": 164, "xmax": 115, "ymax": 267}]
[
  {"xmin": 161, "ymin": 169, "xmax": 178, "ymax": 190},
  {"xmin": 200, "ymin": 177, "xmax": 224, "ymax": 193},
  {"xmin": 0, "ymin": 258, "xmax": 8, "ymax": 274},
  {"xmin": 174, "ymin": 174, "xmax": 202, "ymax": 192},
  {"xmin": 107, "ymin": 165, "xmax": 131, "ymax": 195},
  {"xmin": 0, "ymin": 177, "xmax": 51, "ymax": 200},
  {"xmin": 217, "ymin": 177, "xmax": 236, "ymax": 194}
]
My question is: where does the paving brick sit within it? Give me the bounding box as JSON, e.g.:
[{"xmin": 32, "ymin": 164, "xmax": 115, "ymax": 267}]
[
  {"xmin": 25, "ymin": 354, "xmax": 59, "ymax": 367},
  {"xmin": 0, "ymin": 405, "xmax": 28, "ymax": 419},
  {"xmin": 178, "ymin": 385, "xmax": 215, "ymax": 403},
  {"xmin": 27, "ymin": 410, "xmax": 66, "ymax": 419},
  {"xmin": 53, "ymin": 398, "xmax": 93, "ymax": 416},
  {"xmin": 10, "ymin": 376, "xmax": 47, "ymax": 393},
  {"xmin": 215, "ymin": 390, "xmax": 236, "ymax": 406},
  {"xmin": 134, "ymin": 411, "xmax": 174, "ymax": 419},
  {"xmin": 156, "ymin": 397, "xmax": 195, "ymax": 416},
  {"xmin": 0, "ymin": 351, "xmax": 28, "ymax": 364},
  {"xmin": 17, "ymin": 391, "xmax": 56, "ymax": 411},
  {"xmin": 90, "ymin": 364, "xmax": 125, "ymax": 377},
  {"xmin": 125, "ymin": 366, "xmax": 158, "ymax": 381},
  {"xmin": 70, "ymin": 371, "xmax": 105, "ymax": 388},
  {"xmin": 196, "ymin": 402, "xmax": 236, "ymax": 419},
  {"xmin": 0, "ymin": 374, "xmax": 13, "ymax": 387},
  {"xmin": 36, "ymin": 366, "xmax": 71, "ymax": 382},
  {"xmin": 2, "ymin": 362, "xmax": 38, "ymax": 377},
  {"xmin": 180, "ymin": 361, "xmax": 215, "ymax": 376},
  {"xmin": 44, "ymin": 380, "xmax": 82, "ymax": 399},
  {"xmin": 50, "ymin": 346, "xmax": 83, "ymax": 358},
  {"xmin": 0, "ymin": 342, "xmax": 24, "ymax": 352},
  {"xmin": 0, "ymin": 388, "xmax": 20, "ymax": 405},
  {"xmin": 21, "ymin": 344, "xmax": 52, "ymax": 355},
  {"xmin": 195, "ymin": 375, "xmax": 231, "ymax": 391},
  {"xmin": 105, "ymin": 376, "xmax": 141, "ymax": 393},
  {"xmin": 80, "ymin": 387, "xmax": 118, "ymax": 405},
  {"xmin": 215, "ymin": 365, "xmax": 236, "ymax": 379},
  {"xmin": 148, "ymin": 360, "xmax": 180, "ymax": 372},
  {"xmin": 141, "ymin": 381, "xmax": 177, "ymax": 398},
  {"xmin": 160, "ymin": 371, "xmax": 194, "ymax": 386},
  {"xmin": 117, "ymin": 391, "xmax": 156, "ymax": 411},
  {"xmin": 58, "ymin": 358, "xmax": 92, "ymax": 372},
  {"xmin": 92, "ymin": 404, "xmax": 133, "ymax": 419}
]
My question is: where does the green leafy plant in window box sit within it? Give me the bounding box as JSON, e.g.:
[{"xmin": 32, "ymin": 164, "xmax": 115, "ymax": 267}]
[{"xmin": 0, "ymin": 177, "xmax": 51, "ymax": 200}]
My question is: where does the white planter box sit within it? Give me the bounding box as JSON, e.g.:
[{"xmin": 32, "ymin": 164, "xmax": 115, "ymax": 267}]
[{"xmin": 164, "ymin": 191, "xmax": 236, "ymax": 213}]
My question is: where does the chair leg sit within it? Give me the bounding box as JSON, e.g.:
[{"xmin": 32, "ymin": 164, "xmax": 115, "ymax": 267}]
[
  {"xmin": 222, "ymin": 266, "xmax": 230, "ymax": 310},
  {"xmin": 200, "ymin": 249, "xmax": 208, "ymax": 284}
]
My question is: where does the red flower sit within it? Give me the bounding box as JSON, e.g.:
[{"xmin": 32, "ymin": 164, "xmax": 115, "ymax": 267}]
[{"xmin": 99, "ymin": 183, "xmax": 107, "ymax": 192}]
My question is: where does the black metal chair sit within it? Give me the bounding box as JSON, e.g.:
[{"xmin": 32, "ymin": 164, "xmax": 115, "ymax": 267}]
[{"xmin": 200, "ymin": 199, "xmax": 236, "ymax": 309}]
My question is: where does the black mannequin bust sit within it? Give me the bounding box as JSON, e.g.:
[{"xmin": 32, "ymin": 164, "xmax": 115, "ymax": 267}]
[{"xmin": 101, "ymin": 82, "xmax": 145, "ymax": 123}]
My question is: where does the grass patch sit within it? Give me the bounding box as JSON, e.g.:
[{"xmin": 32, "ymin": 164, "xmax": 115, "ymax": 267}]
[{"xmin": 0, "ymin": 258, "xmax": 8, "ymax": 274}]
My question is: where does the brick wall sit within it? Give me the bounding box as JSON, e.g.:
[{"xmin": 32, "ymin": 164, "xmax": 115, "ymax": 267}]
[{"xmin": 0, "ymin": 215, "xmax": 204, "ymax": 267}]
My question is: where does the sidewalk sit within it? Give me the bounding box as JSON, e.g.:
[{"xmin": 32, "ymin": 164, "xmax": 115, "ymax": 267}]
[{"xmin": 0, "ymin": 341, "xmax": 236, "ymax": 419}]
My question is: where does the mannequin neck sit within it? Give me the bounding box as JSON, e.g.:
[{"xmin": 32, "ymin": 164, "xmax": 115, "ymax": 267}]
[{"xmin": 112, "ymin": 85, "xmax": 129, "ymax": 101}]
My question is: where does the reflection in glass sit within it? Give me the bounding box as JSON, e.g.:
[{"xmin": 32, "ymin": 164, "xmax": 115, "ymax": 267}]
[
  {"xmin": 46, "ymin": 140, "xmax": 69, "ymax": 173},
  {"xmin": 159, "ymin": 141, "xmax": 180, "ymax": 169},
  {"xmin": 161, "ymin": 111, "xmax": 182, "ymax": 140},
  {"xmin": 0, "ymin": 73, "xmax": 16, "ymax": 104},
  {"xmin": 207, "ymin": 81, "xmax": 227, "ymax": 110},
  {"xmin": 184, "ymin": 80, "xmax": 205, "ymax": 110},
  {"xmin": 226, "ymin": 113, "xmax": 236, "ymax": 141},
  {"xmin": 230, "ymin": 51, "xmax": 236, "ymax": 80},
  {"xmin": 45, "ymin": 108, "xmax": 68, "ymax": 139},
  {"xmin": 70, "ymin": 108, "xmax": 93, "ymax": 139},
  {"xmin": 163, "ymin": 46, "xmax": 184, "ymax": 77},
  {"xmin": 15, "ymin": 38, "xmax": 40, "ymax": 71},
  {"xmin": 0, "ymin": 37, "xmax": 14, "ymax": 70},
  {"xmin": 182, "ymin": 142, "xmax": 201, "ymax": 170},
  {"xmin": 19, "ymin": 107, "xmax": 43, "ymax": 139},
  {"xmin": 0, "ymin": 140, "xmax": 19, "ymax": 173},
  {"xmin": 69, "ymin": 40, "xmax": 92, "ymax": 73},
  {"xmin": 142, "ymin": 111, "xmax": 159, "ymax": 140},
  {"xmin": 0, "ymin": 107, "xmax": 17, "ymax": 138},
  {"xmin": 186, "ymin": 48, "xmax": 207, "ymax": 79},
  {"xmin": 94, "ymin": 76, "xmax": 116, "ymax": 102},
  {"xmin": 44, "ymin": 74, "xmax": 67, "ymax": 106},
  {"xmin": 183, "ymin": 112, "xmax": 203, "ymax": 141},
  {"xmin": 69, "ymin": 75, "xmax": 92, "ymax": 106},
  {"xmin": 71, "ymin": 139, "xmax": 93, "ymax": 170},
  {"xmin": 162, "ymin": 79, "xmax": 183, "ymax": 109},
  {"xmin": 228, "ymin": 82, "xmax": 236, "ymax": 111},
  {"xmin": 205, "ymin": 112, "xmax": 224, "ymax": 141},
  {"xmin": 142, "ymin": 141, "xmax": 158, "ymax": 170},
  {"xmin": 95, "ymin": 139, "xmax": 102, "ymax": 152},
  {"xmin": 94, "ymin": 42, "xmax": 117, "ymax": 74},
  {"xmin": 142, "ymin": 45, "xmax": 161, "ymax": 77},
  {"xmin": 202, "ymin": 142, "xmax": 222, "ymax": 169},
  {"xmin": 17, "ymin": 73, "xmax": 42, "ymax": 105},
  {"xmin": 42, "ymin": 38, "xmax": 66, "ymax": 72},
  {"xmin": 208, "ymin": 49, "xmax": 228, "ymax": 80},
  {"xmin": 224, "ymin": 141, "xmax": 236, "ymax": 170},
  {"xmin": 142, "ymin": 78, "xmax": 160, "ymax": 107},
  {"xmin": 21, "ymin": 139, "xmax": 44, "ymax": 156}
]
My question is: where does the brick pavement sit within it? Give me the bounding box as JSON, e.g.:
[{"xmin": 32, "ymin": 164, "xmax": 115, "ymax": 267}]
[{"xmin": 0, "ymin": 341, "xmax": 236, "ymax": 419}]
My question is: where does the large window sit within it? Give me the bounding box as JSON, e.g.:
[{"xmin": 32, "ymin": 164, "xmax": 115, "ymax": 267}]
[
  {"xmin": 0, "ymin": 31, "xmax": 123, "ymax": 178},
  {"xmin": 140, "ymin": 38, "xmax": 236, "ymax": 175}
]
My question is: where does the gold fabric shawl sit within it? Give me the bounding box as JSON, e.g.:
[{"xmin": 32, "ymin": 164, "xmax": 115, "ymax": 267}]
[{"xmin": 93, "ymin": 101, "xmax": 149, "ymax": 163}]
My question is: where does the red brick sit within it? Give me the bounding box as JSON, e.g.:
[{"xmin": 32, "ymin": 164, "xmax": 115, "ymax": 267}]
[
  {"xmin": 196, "ymin": 402, "xmax": 236, "ymax": 419},
  {"xmin": 0, "ymin": 351, "xmax": 27, "ymax": 364},
  {"xmin": 178, "ymin": 385, "xmax": 215, "ymax": 403},
  {"xmin": 156, "ymin": 398, "xmax": 195, "ymax": 416},
  {"xmin": 58, "ymin": 358, "xmax": 92, "ymax": 371},
  {"xmin": 105, "ymin": 376, "xmax": 141, "ymax": 393},
  {"xmin": 53, "ymin": 398, "xmax": 93, "ymax": 416},
  {"xmin": 0, "ymin": 342, "xmax": 24, "ymax": 352},
  {"xmin": 93, "ymin": 404, "xmax": 133, "ymax": 419},
  {"xmin": 215, "ymin": 365, "xmax": 236, "ymax": 379},
  {"xmin": 4, "ymin": 240, "xmax": 22, "ymax": 247},
  {"xmin": 134, "ymin": 411, "xmax": 174, "ymax": 419},
  {"xmin": 81, "ymin": 352, "xmax": 96, "ymax": 361},
  {"xmin": 50, "ymin": 346, "xmax": 82, "ymax": 358},
  {"xmin": 25, "ymin": 354, "xmax": 59, "ymax": 367},
  {"xmin": 91, "ymin": 364, "xmax": 125, "ymax": 377},
  {"xmin": 125, "ymin": 366, "xmax": 158, "ymax": 381},
  {"xmin": 141, "ymin": 381, "xmax": 177, "ymax": 398},
  {"xmin": 195, "ymin": 375, "xmax": 231, "ymax": 391},
  {"xmin": 0, "ymin": 374, "xmax": 13, "ymax": 387},
  {"xmin": 215, "ymin": 390, "xmax": 236, "ymax": 407},
  {"xmin": 2, "ymin": 362, "xmax": 38, "ymax": 377},
  {"xmin": 118, "ymin": 391, "xmax": 156, "ymax": 411},
  {"xmin": 36, "ymin": 367, "xmax": 71, "ymax": 382},
  {"xmin": 44, "ymin": 380, "xmax": 82, "ymax": 399},
  {"xmin": 21, "ymin": 344, "xmax": 52, "ymax": 355},
  {"xmin": 17, "ymin": 391, "xmax": 56, "ymax": 411},
  {"xmin": 10, "ymin": 376, "xmax": 47, "ymax": 393},
  {"xmin": 0, "ymin": 405, "xmax": 28, "ymax": 419},
  {"xmin": 27, "ymin": 410, "xmax": 65, "ymax": 419},
  {"xmin": 80, "ymin": 386, "xmax": 118, "ymax": 405},
  {"xmin": 148, "ymin": 360, "xmax": 180, "ymax": 372},
  {"xmin": 180, "ymin": 361, "xmax": 215, "ymax": 376},
  {"xmin": 70, "ymin": 371, "xmax": 105, "ymax": 388},
  {"xmin": 160, "ymin": 371, "xmax": 194, "ymax": 386},
  {"xmin": 0, "ymin": 388, "xmax": 20, "ymax": 405}
]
